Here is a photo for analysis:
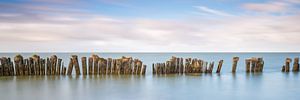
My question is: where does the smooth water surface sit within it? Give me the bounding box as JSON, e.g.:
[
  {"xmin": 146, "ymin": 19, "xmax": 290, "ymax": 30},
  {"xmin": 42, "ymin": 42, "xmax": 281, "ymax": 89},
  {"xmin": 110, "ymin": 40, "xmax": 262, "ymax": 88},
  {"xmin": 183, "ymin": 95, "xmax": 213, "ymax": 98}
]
[{"xmin": 0, "ymin": 53, "xmax": 300, "ymax": 100}]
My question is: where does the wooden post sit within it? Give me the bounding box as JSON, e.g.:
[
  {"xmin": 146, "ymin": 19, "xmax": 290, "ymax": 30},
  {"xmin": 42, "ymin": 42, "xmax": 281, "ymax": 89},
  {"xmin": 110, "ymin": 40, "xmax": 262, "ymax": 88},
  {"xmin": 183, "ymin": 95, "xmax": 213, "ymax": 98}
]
[
  {"xmin": 292, "ymin": 57, "xmax": 299, "ymax": 72},
  {"xmin": 107, "ymin": 58, "xmax": 112, "ymax": 74},
  {"xmin": 81, "ymin": 57, "xmax": 87, "ymax": 75},
  {"xmin": 257, "ymin": 58, "xmax": 264, "ymax": 72},
  {"xmin": 56, "ymin": 58, "xmax": 62, "ymax": 75},
  {"xmin": 93, "ymin": 55, "xmax": 99, "ymax": 75},
  {"xmin": 72, "ymin": 55, "xmax": 81, "ymax": 75},
  {"xmin": 285, "ymin": 58, "xmax": 292, "ymax": 72},
  {"xmin": 245, "ymin": 59, "xmax": 251, "ymax": 73},
  {"xmin": 208, "ymin": 62, "xmax": 214, "ymax": 73},
  {"xmin": 41, "ymin": 59, "xmax": 45, "ymax": 75},
  {"xmin": 251, "ymin": 57, "xmax": 257, "ymax": 72},
  {"xmin": 152, "ymin": 63, "xmax": 155, "ymax": 74},
  {"xmin": 142, "ymin": 65, "xmax": 146, "ymax": 75},
  {"xmin": 232, "ymin": 57, "xmax": 239, "ymax": 73},
  {"xmin": 62, "ymin": 66, "xmax": 67, "ymax": 75},
  {"xmin": 50, "ymin": 55, "xmax": 57, "ymax": 75},
  {"xmin": 216, "ymin": 60, "xmax": 223, "ymax": 73},
  {"xmin": 88, "ymin": 57, "xmax": 93, "ymax": 75},
  {"xmin": 67, "ymin": 58, "xmax": 73, "ymax": 75}
]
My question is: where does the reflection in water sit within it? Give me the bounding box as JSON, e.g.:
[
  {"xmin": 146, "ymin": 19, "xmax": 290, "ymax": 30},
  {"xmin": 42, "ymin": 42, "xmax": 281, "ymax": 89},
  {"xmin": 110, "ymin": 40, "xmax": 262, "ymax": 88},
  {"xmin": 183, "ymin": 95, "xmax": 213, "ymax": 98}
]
[{"xmin": 0, "ymin": 72, "xmax": 300, "ymax": 100}]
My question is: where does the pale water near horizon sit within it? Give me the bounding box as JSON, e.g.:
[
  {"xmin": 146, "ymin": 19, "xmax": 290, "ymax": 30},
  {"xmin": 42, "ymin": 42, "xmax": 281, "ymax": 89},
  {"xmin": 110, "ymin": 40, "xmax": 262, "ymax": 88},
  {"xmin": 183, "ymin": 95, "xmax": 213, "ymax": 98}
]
[{"xmin": 0, "ymin": 53, "xmax": 300, "ymax": 100}]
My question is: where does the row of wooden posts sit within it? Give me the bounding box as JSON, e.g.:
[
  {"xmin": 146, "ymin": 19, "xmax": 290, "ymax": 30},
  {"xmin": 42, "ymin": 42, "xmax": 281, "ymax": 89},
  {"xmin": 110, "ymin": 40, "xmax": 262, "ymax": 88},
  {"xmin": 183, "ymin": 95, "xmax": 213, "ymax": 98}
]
[
  {"xmin": 0, "ymin": 55, "xmax": 299, "ymax": 76},
  {"xmin": 152, "ymin": 56, "xmax": 297, "ymax": 74},
  {"xmin": 0, "ymin": 54, "xmax": 146, "ymax": 76},
  {"xmin": 282, "ymin": 57, "xmax": 299, "ymax": 72}
]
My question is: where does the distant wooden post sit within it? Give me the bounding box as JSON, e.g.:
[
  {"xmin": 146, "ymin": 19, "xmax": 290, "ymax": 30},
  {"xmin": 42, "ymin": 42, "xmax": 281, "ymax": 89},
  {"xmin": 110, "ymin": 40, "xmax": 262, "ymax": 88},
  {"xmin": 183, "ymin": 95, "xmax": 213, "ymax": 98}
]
[
  {"xmin": 245, "ymin": 59, "xmax": 251, "ymax": 73},
  {"xmin": 285, "ymin": 58, "xmax": 292, "ymax": 72},
  {"xmin": 232, "ymin": 57, "xmax": 239, "ymax": 73},
  {"xmin": 142, "ymin": 65, "xmax": 146, "ymax": 75},
  {"xmin": 216, "ymin": 60, "xmax": 224, "ymax": 73},
  {"xmin": 292, "ymin": 57, "xmax": 299, "ymax": 72}
]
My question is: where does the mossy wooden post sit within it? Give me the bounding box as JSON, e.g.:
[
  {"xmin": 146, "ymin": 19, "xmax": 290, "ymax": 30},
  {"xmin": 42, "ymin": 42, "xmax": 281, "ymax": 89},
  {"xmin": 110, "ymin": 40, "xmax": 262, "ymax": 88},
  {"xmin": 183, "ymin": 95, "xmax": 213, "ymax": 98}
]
[
  {"xmin": 232, "ymin": 57, "xmax": 239, "ymax": 73},
  {"xmin": 285, "ymin": 58, "xmax": 292, "ymax": 72},
  {"xmin": 1, "ymin": 57, "xmax": 9, "ymax": 76},
  {"xmin": 81, "ymin": 57, "xmax": 87, "ymax": 75},
  {"xmin": 67, "ymin": 58, "xmax": 74, "ymax": 75},
  {"xmin": 292, "ymin": 57, "xmax": 299, "ymax": 72},
  {"xmin": 245, "ymin": 59, "xmax": 251, "ymax": 73},
  {"xmin": 216, "ymin": 60, "xmax": 224, "ymax": 73},
  {"xmin": 72, "ymin": 55, "xmax": 81, "ymax": 75},
  {"xmin": 88, "ymin": 57, "xmax": 93, "ymax": 75},
  {"xmin": 50, "ymin": 55, "xmax": 57, "ymax": 75},
  {"xmin": 56, "ymin": 58, "xmax": 62, "ymax": 75}
]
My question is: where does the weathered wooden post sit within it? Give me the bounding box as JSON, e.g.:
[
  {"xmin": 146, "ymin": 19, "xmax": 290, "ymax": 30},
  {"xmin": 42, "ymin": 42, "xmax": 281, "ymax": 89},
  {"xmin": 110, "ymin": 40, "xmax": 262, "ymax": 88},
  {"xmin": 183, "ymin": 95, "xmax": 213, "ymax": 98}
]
[
  {"xmin": 88, "ymin": 57, "xmax": 93, "ymax": 75},
  {"xmin": 41, "ymin": 59, "xmax": 45, "ymax": 75},
  {"xmin": 245, "ymin": 59, "xmax": 251, "ymax": 73},
  {"xmin": 207, "ymin": 62, "xmax": 214, "ymax": 73},
  {"xmin": 107, "ymin": 58, "xmax": 112, "ymax": 74},
  {"xmin": 50, "ymin": 55, "xmax": 57, "ymax": 75},
  {"xmin": 292, "ymin": 57, "xmax": 299, "ymax": 72},
  {"xmin": 81, "ymin": 57, "xmax": 87, "ymax": 75},
  {"xmin": 285, "ymin": 58, "xmax": 292, "ymax": 72},
  {"xmin": 142, "ymin": 65, "xmax": 146, "ymax": 75},
  {"xmin": 67, "ymin": 58, "xmax": 73, "ymax": 75},
  {"xmin": 250, "ymin": 57, "xmax": 257, "ymax": 72},
  {"xmin": 232, "ymin": 57, "xmax": 239, "ymax": 73},
  {"xmin": 93, "ymin": 55, "xmax": 99, "ymax": 75},
  {"xmin": 57, "ymin": 58, "xmax": 62, "ymax": 75},
  {"xmin": 257, "ymin": 58, "xmax": 264, "ymax": 72},
  {"xmin": 14, "ymin": 55, "xmax": 24, "ymax": 76},
  {"xmin": 72, "ymin": 55, "xmax": 81, "ymax": 75},
  {"xmin": 216, "ymin": 60, "xmax": 223, "ymax": 73},
  {"xmin": 152, "ymin": 63, "xmax": 155, "ymax": 74}
]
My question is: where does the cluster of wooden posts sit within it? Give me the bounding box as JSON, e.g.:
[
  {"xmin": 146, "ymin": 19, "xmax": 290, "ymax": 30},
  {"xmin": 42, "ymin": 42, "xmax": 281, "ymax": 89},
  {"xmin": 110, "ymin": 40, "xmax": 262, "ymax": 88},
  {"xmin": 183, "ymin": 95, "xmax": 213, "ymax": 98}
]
[
  {"xmin": 152, "ymin": 56, "xmax": 223, "ymax": 74},
  {"xmin": 282, "ymin": 57, "xmax": 299, "ymax": 72},
  {"xmin": 1, "ymin": 55, "xmax": 300, "ymax": 76},
  {"xmin": 153, "ymin": 56, "xmax": 266, "ymax": 74},
  {"xmin": 0, "ymin": 54, "xmax": 146, "ymax": 76}
]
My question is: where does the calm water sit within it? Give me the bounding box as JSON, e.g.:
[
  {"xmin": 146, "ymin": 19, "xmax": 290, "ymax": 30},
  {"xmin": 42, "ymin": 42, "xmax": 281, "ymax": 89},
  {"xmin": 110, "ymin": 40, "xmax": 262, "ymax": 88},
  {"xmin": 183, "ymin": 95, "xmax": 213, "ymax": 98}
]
[{"xmin": 0, "ymin": 53, "xmax": 300, "ymax": 100}]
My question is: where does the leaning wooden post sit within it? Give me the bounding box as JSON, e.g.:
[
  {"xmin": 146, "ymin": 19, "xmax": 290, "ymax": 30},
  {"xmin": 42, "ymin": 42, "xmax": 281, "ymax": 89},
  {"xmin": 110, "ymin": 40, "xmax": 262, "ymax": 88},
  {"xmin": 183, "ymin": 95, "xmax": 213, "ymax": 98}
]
[
  {"xmin": 245, "ymin": 59, "xmax": 251, "ymax": 73},
  {"xmin": 81, "ymin": 57, "xmax": 87, "ymax": 75},
  {"xmin": 285, "ymin": 58, "xmax": 292, "ymax": 72},
  {"xmin": 216, "ymin": 60, "xmax": 223, "ymax": 73},
  {"xmin": 292, "ymin": 57, "xmax": 299, "ymax": 72},
  {"xmin": 67, "ymin": 58, "xmax": 74, "ymax": 75},
  {"xmin": 232, "ymin": 57, "xmax": 239, "ymax": 73},
  {"xmin": 72, "ymin": 55, "xmax": 81, "ymax": 75}
]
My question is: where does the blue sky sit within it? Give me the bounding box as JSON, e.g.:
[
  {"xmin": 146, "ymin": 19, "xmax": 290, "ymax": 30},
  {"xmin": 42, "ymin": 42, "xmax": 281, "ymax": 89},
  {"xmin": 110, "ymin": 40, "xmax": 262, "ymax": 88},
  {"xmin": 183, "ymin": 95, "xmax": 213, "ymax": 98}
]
[{"xmin": 0, "ymin": 0, "xmax": 300, "ymax": 52}]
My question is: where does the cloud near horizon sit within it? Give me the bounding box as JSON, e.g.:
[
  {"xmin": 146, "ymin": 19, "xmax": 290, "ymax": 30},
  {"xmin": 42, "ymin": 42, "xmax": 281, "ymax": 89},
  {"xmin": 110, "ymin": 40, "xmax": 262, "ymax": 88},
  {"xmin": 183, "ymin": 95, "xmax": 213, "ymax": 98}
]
[{"xmin": 0, "ymin": 0, "xmax": 300, "ymax": 52}]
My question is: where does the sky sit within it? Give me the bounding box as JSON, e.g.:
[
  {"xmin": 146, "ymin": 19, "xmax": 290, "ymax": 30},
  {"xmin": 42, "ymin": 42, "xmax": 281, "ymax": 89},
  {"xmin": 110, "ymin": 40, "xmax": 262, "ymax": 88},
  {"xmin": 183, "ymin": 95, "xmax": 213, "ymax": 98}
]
[{"xmin": 0, "ymin": 0, "xmax": 300, "ymax": 52}]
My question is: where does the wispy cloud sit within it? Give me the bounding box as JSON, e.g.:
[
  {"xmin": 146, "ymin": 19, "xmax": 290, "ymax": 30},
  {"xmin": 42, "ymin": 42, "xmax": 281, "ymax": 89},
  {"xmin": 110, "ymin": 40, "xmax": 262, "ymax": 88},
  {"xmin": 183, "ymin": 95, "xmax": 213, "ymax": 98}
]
[{"xmin": 194, "ymin": 6, "xmax": 235, "ymax": 17}]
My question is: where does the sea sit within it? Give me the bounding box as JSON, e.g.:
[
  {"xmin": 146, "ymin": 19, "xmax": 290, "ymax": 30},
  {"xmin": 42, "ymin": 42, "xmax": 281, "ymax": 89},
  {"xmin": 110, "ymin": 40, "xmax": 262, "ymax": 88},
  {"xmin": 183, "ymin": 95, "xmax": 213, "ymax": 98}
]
[{"xmin": 0, "ymin": 53, "xmax": 299, "ymax": 100}]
